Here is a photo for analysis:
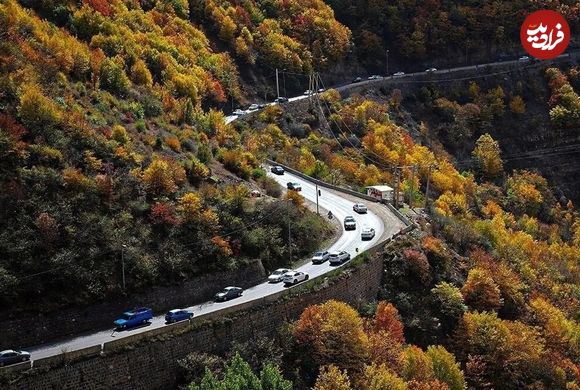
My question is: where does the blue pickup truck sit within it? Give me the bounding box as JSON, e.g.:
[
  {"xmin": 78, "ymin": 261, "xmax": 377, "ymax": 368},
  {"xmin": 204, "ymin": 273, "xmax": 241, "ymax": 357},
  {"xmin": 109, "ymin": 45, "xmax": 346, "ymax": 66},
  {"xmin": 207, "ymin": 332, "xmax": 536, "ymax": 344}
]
[{"xmin": 114, "ymin": 307, "xmax": 153, "ymax": 329}]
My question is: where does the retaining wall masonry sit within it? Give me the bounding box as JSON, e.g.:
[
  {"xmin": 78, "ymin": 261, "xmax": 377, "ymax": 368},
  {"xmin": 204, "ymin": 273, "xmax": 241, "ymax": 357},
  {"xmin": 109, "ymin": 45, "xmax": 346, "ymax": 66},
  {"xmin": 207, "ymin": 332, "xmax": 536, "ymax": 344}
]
[{"xmin": 5, "ymin": 248, "xmax": 386, "ymax": 390}]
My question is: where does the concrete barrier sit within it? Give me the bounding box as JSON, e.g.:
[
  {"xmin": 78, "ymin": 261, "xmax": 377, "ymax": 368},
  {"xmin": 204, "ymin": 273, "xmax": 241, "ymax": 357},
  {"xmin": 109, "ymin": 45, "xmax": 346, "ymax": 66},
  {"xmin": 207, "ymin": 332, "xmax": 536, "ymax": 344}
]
[
  {"xmin": 33, "ymin": 354, "xmax": 65, "ymax": 369},
  {"xmin": 61, "ymin": 345, "xmax": 102, "ymax": 362},
  {"xmin": 103, "ymin": 331, "xmax": 149, "ymax": 352},
  {"xmin": 0, "ymin": 360, "xmax": 31, "ymax": 374}
]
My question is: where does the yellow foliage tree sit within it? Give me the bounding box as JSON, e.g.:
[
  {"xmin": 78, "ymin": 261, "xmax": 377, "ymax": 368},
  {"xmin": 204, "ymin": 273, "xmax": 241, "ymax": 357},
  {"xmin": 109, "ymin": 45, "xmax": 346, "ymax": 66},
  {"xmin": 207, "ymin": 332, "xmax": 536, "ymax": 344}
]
[
  {"xmin": 472, "ymin": 133, "xmax": 503, "ymax": 180},
  {"xmin": 130, "ymin": 59, "xmax": 153, "ymax": 86},
  {"xmin": 293, "ymin": 300, "xmax": 369, "ymax": 376},
  {"xmin": 314, "ymin": 365, "xmax": 352, "ymax": 390},
  {"xmin": 178, "ymin": 192, "xmax": 203, "ymax": 223},
  {"xmin": 362, "ymin": 364, "xmax": 407, "ymax": 390},
  {"xmin": 142, "ymin": 158, "xmax": 186, "ymax": 196}
]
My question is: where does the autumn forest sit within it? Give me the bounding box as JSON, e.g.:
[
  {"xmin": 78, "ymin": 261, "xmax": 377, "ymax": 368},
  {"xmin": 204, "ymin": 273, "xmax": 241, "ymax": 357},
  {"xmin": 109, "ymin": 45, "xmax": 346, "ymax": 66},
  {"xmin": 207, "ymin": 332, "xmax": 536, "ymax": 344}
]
[{"xmin": 0, "ymin": 0, "xmax": 579, "ymax": 389}]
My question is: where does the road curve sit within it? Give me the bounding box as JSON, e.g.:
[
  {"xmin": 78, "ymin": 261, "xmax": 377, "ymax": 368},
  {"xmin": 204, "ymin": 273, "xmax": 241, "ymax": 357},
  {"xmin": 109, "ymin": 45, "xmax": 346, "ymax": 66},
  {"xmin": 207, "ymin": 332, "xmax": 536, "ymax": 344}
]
[
  {"xmin": 225, "ymin": 51, "xmax": 579, "ymax": 124},
  {"xmin": 26, "ymin": 169, "xmax": 393, "ymax": 361}
]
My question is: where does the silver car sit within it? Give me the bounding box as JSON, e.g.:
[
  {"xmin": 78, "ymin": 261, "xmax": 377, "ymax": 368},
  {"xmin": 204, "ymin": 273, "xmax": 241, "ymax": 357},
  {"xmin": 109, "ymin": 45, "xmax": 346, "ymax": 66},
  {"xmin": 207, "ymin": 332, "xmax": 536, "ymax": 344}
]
[
  {"xmin": 344, "ymin": 216, "xmax": 356, "ymax": 230},
  {"xmin": 353, "ymin": 203, "xmax": 367, "ymax": 214},
  {"xmin": 312, "ymin": 251, "xmax": 330, "ymax": 264},
  {"xmin": 268, "ymin": 268, "xmax": 292, "ymax": 283},
  {"xmin": 329, "ymin": 251, "xmax": 350, "ymax": 265},
  {"xmin": 361, "ymin": 227, "xmax": 376, "ymax": 240}
]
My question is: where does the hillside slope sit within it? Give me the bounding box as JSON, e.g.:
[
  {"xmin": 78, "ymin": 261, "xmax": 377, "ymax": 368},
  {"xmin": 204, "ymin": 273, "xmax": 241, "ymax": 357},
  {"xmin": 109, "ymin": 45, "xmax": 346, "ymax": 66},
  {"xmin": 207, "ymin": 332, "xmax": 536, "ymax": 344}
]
[{"xmin": 0, "ymin": 0, "xmax": 338, "ymax": 312}]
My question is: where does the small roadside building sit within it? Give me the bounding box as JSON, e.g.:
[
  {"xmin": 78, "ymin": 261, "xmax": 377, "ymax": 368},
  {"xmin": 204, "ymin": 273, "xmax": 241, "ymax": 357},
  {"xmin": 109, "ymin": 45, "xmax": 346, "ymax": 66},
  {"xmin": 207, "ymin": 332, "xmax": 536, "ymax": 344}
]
[{"xmin": 366, "ymin": 185, "xmax": 395, "ymax": 202}]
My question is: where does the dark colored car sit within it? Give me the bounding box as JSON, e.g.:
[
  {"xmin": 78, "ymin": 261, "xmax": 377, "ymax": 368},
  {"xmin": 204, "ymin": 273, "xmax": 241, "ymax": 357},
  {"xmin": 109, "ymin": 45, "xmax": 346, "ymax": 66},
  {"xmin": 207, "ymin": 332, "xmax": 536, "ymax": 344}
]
[
  {"xmin": 215, "ymin": 286, "xmax": 243, "ymax": 301},
  {"xmin": 287, "ymin": 182, "xmax": 302, "ymax": 191},
  {"xmin": 0, "ymin": 350, "xmax": 30, "ymax": 367},
  {"xmin": 352, "ymin": 77, "xmax": 362, "ymax": 83},
  {"xmin": 274, "ymin": 97, "xmax": 289, "ymax": 103},
  {"xmin": 271, "ymin": 166, "xmax": 285, "ymax": 175},
  {"xmin": 114, "ymin": 307, "xmax": 153, "ymax": 329},
  {"xmin": 165, "ymin": 309, "xmax": 194, "ymax": 323}
]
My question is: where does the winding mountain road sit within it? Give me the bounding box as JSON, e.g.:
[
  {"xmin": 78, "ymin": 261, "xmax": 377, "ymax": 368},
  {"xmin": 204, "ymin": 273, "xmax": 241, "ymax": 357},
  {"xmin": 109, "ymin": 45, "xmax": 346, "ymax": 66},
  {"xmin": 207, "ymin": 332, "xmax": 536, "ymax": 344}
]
[
  {"xmin": 25, "ymin": 168, "xmax": 404, "ymax": 362},
  {"xmin": 225, "ymin": 51, "xmax": 578, "ymax": 124}
]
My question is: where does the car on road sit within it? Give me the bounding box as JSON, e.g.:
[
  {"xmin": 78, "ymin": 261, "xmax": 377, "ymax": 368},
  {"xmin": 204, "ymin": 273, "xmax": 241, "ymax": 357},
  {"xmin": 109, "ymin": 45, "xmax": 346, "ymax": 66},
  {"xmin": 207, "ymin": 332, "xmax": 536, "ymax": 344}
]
[
  {"xmin": 283, "ymin": 271, "xmax": 309, "ymax": 286},
  {"xmin": 274, "ymin": 97, "xmax": 289, "ymax": 103},
  {"xmin": 318, "ymin": 88, "xmax": 326, "ymax": 93},
  {"xmin": 0, "ymin": 350, "xmax": 30, "ymax": 367},
  {"xmin": 114, "ymin": 307, "xmax": 153, "ymax": 329},
  {"xmin": 248, "ymin": 104, "xmax": 259, "ymax": 111},
  {"xmin": 393, "ymin": 71, "xmax": 405, "ymax": 77},
  {"xmin": 303, "ymin": 89, "xmax": 312, "ymax": 95},
  {"xmin": 344, "ymin": 216, "xmax": 356, "ymax": 230},
  {"xmin": 518, "ymin": 56, "xmax": 530, "ymax": 61},
  {"xmin": 361, "ymin": 227, "xmax": 376, "ymax": 240},
  {"xmin": 271, "ymin": 165, "xmax": 285, "ymax": 175},
  {"xmin": 165, "ymin": 309, "xmax": 193, "ymax": 323},
  {"xmin": 353, "ymin": 203, "xmax": 368, "ymax": 214},
  {"xmin": 233, "ymin": 108, "xmax": 245, "ymax": 115},
  {"xmin": 352, "ymin": 77, "xmax": 362, "ymax": 83},
  {"xmin": 214, "ymin": 286, "xmax": 243, "ymax": 301},
  {"xmin": 329, "ymin": 250, "xmax": 350, "ymax": 265},
  {"xmin": 368, "ymin": 75, "xmax": 382, "ymax": 80},
  {"xmin": 312, "ymin": 250, "xmax": 330, "ymax": 264},
  {"xmin": 268, "ymin": 268, "xmax": 292, "ymax": 283},
  {"xmin": 425, "ymin": 67, "xmax": 437, "ymax": 73},
  {"xmin": 258, "ymin": 103, "xmax": 267, "ymax": 109},
  {"xmin": 287, "ymin": 182, "xmax": 302, "ymax": 191}
]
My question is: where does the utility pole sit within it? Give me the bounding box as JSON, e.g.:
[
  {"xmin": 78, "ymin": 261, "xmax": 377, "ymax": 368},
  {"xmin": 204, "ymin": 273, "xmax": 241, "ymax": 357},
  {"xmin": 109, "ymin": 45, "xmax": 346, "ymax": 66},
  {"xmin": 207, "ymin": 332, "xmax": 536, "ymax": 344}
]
[
  {"xmin": 409, "ymin": 165, "xmax": 416, "ymax": 210},
  {"xmin": 308, "ymin": 72, "xmax": 313, "ymax": 104},
  {"xmin": 287, "ymin": 199, "xmax": 292, "ymax": 261},
  {"xmin": 386, "ymin": 49, "xmax": 389, "ymax": 75},
  {"xmin": 275, "ymin": 68, "xmax": 280, "ymax": 98},
  {"xmin": 394, "ymin": 167, "xmax": 400, "ymax": 209},
  {"xmin": 282, "ymin": 69, "xmax": 287, "ymax": 97},
  {"xmin": 425, "ymin": 164, "xmax": 433, "ymax": 209},
  {"xmin": 121, "ymin": 244, "xmax": 127, "ymax": 291},
  {"xmin": 316, "ymin": 184, "xmax": 320, "ymax": 215}
]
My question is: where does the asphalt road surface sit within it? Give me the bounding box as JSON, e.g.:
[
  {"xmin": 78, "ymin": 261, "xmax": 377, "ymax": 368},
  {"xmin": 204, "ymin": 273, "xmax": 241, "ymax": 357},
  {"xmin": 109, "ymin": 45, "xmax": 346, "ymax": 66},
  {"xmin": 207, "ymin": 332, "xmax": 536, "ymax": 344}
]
[
  {"xmin": 225, "ymin": 51, "xmax": 578, "ymax": 123},
  {"xmin": 27, "ymin": 169, "xmax": 395, "ymax": 361}
]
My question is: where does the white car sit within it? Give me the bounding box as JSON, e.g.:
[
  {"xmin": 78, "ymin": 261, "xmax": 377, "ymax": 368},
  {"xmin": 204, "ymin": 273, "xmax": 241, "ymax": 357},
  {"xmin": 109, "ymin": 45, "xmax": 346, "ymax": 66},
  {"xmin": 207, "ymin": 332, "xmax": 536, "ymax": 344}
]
[
  {"xmin": 317, "ymin": 88, "xmax": 326, "ymax": 93},
  {"xmin": 233, "ymin": 108, "xmax": 245, "ymax": 115},
  {"xmin": 368, "ymin": 75, "xmax": 382, "ymax": 80},
  {"xmin": 283, "ymin": 271, "xmax": 309, "ymax": 286},
  {"xmin": 425, "ymin": 68, "xmax": 437, "ymax": 73},
  {"xmin": 248, "ymin": 104, "xmax": 259, "ymax": 111},
  {"xmin": 393, "ymin": 71, "xmax": 405, "ymax": 77},
  {"xmin": 353, "ymin": 203, "xmax": 368, "ymax": 214},
  {"xmin": 518, "ymin": 56, "xmax": 530, "ymax": 61},
  {"xmin": 329, "ymin": 251, "xmax": 350, "ymax": 265},
  {"xmin": 268, "ymin": 268, "xmax": 292, "ymax": 283},
  {"xmin": 361, "ymin": 227, "xmax": 376, "ymax": 240},
  {"xmin": 303, "ymin": 90, "xmax": 312, "ymax": 95},
  {"xmin": 312, "ymin": 250, "xmax": 330, "ymax": 264}
]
